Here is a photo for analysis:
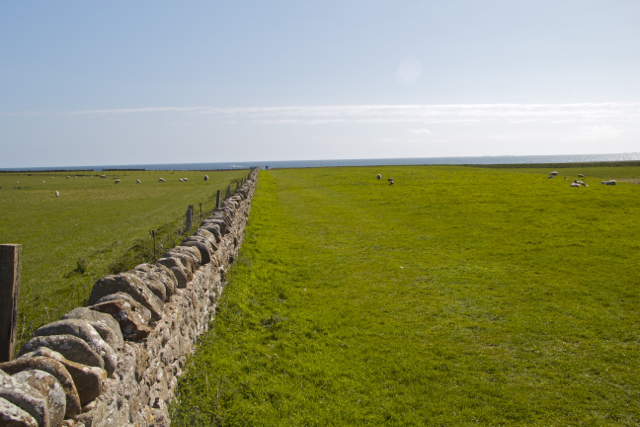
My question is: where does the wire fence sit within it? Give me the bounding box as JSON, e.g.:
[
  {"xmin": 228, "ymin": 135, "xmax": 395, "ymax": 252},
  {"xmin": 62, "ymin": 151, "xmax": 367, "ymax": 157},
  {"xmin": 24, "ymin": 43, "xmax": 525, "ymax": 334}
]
[{"xmin": 12, "ymin": 173, "xmax": 253, "ymax": 354}]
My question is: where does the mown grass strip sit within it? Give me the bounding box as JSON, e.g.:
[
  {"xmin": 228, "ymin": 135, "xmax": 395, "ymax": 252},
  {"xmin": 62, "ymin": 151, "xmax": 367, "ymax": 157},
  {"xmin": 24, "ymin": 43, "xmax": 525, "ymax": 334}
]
[{"xmin": 172, "ymin": 166, "xmax": 640, "ymax": 426}]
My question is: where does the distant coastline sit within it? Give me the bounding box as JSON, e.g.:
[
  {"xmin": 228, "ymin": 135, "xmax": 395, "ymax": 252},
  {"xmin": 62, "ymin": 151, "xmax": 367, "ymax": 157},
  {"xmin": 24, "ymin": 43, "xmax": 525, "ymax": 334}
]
[{"xmin": 2, "ymin": 152, "xmax": 640, "ymax": 172}]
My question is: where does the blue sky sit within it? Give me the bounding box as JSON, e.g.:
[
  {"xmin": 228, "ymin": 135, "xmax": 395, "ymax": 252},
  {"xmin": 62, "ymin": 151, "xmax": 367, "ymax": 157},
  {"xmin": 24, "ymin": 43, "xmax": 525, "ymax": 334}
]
[{"xmin": 1, "ymin": 1, "xmax": 639, "ymax": 167}]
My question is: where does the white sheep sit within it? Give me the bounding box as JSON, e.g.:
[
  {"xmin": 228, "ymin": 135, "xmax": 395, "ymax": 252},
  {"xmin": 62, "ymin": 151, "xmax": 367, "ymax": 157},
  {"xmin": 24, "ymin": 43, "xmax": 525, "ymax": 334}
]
[
  {"xmin": 41, "ymin": 180, "xmax": 45, "ymax": 183},
  {"xmin": 158, "ymin": 178, "xmax": 165, "ymax": 182},
  {"xmin": 100, "ymin": 175, "xmax": 106, "ymax": 178},
  {"xmin": 136, "ymin": 179, "xmax": 141, "ymax": 184},
  {"xmin": 114, "ymin": 179, "xmax": 121, "ymax": 184},
  {"xmin": 570, "ymin": 182, "xmax": 580, "ymax": 188},
  {"xmin": 547, "ymin": 175, "xmax": 554, "ymax": 179},
  {"xmin": 204, "ymin": 175, "xmax": 209, "ymax": 181},
  {"xmin": 389, "ymin": 180, "xmax": 394, "ymax": 185},
  {"xmin": 550, "ymin": 171, "xmax": 558, "ymax": 176},
  {"xmin": 606, "ymin": 180, "xmax": 616, "ymax": 186},
  {"xmin": 55, "ymin": 191, "xmax": 59, "ymax": 197},
  {"xmin": 51, "ymin": 177, "xmax": 54, "ymax": 179},
  {"xmin": 578, "ymin": 174, "xmax": 585, "ymax": 178},
  {"xmin": 376, "ymin": 174, "xmax": 381, "ymax": 180},
  {"xmin": 183, "ymin": 178, "xmax": 189, "ymax": 182},
  {"xmin": 180, "ymin": 178, "xmax": 184, "ymax": 182},
  {"xmin": 66, "ymin": 176, "xmax": 70, "ymax": 179}
]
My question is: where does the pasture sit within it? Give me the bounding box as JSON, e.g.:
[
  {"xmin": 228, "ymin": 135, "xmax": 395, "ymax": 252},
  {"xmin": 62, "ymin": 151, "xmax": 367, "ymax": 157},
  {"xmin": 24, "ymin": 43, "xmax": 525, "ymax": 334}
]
[
  {"xmin": 172, "ymin": 165, "xmax": 640, "ymax": 426},
  {"xmin": 0, "ymin": 169, "xmax": 248, "ymax": 344}
]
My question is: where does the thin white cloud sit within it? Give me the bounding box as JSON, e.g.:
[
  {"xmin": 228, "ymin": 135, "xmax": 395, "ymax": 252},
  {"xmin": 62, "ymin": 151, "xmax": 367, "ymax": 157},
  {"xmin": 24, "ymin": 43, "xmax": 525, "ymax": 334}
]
[
  {"xmin": 3, "ymin": 103, "xmax": 640, "ymax": 126},
  {"xmin": 406, "ymin": 128, "xmax": 433, "ymax": 134}
]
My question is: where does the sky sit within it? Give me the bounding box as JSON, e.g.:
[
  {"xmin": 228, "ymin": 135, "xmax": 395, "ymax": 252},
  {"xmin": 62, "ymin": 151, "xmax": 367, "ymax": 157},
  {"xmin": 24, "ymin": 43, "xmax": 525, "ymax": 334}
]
[{"xmin": 1, "ymin": 0, "xmax": 639, "ymax": 168}]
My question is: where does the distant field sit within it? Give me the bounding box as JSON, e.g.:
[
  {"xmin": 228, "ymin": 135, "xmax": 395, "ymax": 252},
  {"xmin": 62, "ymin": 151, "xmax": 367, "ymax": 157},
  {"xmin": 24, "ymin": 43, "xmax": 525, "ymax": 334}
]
[
  {"xmin": 0, "ymin": 169, "xmax": 248, "ymax": 343},
  {"xmin": 172, "ymin": 165, "xmax": 640, "ymax": 426},
  {"xmin": 467, "ymin": 163, "xmax": 640, "ymax": 185}
]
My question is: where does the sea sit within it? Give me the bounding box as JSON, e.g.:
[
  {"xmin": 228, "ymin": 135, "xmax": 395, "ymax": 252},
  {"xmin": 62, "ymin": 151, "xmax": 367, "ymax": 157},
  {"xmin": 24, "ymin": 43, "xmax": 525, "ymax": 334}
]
[{"xmin": 2, "ymin": 153, "xmax": 640, "ymax": 172}]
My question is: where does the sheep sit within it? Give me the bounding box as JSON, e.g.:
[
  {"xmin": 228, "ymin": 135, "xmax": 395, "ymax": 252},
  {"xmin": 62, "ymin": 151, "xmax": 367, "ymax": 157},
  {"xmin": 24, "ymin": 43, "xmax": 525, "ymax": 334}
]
[
  {"xmin": 158, "ymin": 178, "xmax": 165, "ymax": 182},
  {"xmin": 578, "ymin": 174, "xmax": 585, "ymax": 178},
  {"xmin": 547, "ymin": 175, "xmax": 554, "ymax": 179},
  {"xmin": 41, "ymin": 180, "xmax": 45, "ymax": 183},
  {"xmin": 387, "ymin": 178, "xmax": 393, "ymax": 182},
  {"xmin": 550, "ymin": 171, "xmax": 558, "ymax": 176},
  {"xmin": 204, "ymin": 175, "xmax": 209, "ymax": 181},
  {"xmin": 15, "ymin": 181, "xmax": 18, "ymax": 183},
  {"xmin": 51, "ymin": 177, "xmax": 54, "ymax": 179},
  {"xmin": 183, "ymin": 178, "xmax": 189, "ymax": 182},
  {"xmin": 180, "ymin": 179, "xmax": 184, "ymax": 182},
  {"xmin": 114, "ymin": 179, "xmax": 121, "ymax": 184},
  {"xmin": 574, "ymin": 180, "xmax": 588, "ymax": 187},
  {"xmin": 136, "ymin": 179, "xmax": 141, "ymax": 184},
  {"xmin": 100, "ymin": 175, "xmax": 106, "ymax": 178},
  {"xmin": 376, "ymin": 174, "xmax": 381, "ymax": 180},
  {"xmin": 389, "ymin": 180, "xmax": 394, "ymax": 185},
  {"xmin": 66, "ymin": 176, "xmax": 70, "ymax": 179},
  {"xmin": 606, "ymin": 180, "xmax": 616, "ymax": 186},
  {"xmin": 570, "ymin": 182, "xmax": 580, "ymax": 188},
  {"xmin": 55, "ymin": 191, "xmax": 59, "ymax": 197}
]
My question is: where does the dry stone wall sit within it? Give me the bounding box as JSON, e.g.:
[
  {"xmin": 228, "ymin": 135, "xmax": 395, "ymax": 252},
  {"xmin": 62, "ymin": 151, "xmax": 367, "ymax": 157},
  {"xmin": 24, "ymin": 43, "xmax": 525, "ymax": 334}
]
[{"xmin": 0, "ymin": 168, "xmax": 259, "ymax": 427}]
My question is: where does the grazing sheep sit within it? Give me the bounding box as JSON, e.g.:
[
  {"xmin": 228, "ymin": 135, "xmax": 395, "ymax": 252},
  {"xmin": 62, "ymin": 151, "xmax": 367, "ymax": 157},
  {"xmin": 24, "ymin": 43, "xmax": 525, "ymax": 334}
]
[
  {"xmin": 183, "ymin": 178, "xmax": 189, "ymax": 182},
  {"xmin": 136, "ymin": 179, "xmax": 141, "ymax": 184},
  {"xmin": 55, "ymin": 191, "xmax": 59, "ymax": 197},
  {"xmin": 550, "ymin": 171, "xmax": 558, "ymax": 176},
  {"xmin": 547, "ymin": 174, "xmax": 554, "ymax": 179},
  {"xmin": 570, "ymin": 182, "xmax": 580, "ymax": 188},
  {"xmin": 180, "ymin": 179, "xmax": 184, "ymax": 182},
  {"xmin": 204, "ymin": 175, "xmax": 209, "ymax": 181},
  {"xmin": 114, "ymin": 179, "xmax": 121, "ymax": 184},
  {"xmin": 158, "ymin": 178, "xmax": 165, "ymax": 182},
  {"xmin": 387, "ymin": 178, "xmax": 393, "ymax": 182},
  {"xmin": 51, "ymin": 177, "xmax": 54, "ymax": 179},
  {"xmin": 66, "ymin": 176, "xmax": 70, "ymax": 179},
  {"xmin": 376, "ymin": 174, "xmax": 381, "ymax": 180},
  {"xmin": 389, "ymin": 180, "xmax": 394, "ymax": 185},
  {"xmin": 100, "ymin": 175, "xmax": 107, "ymax": 178},
  {"xmin": 578, "ymin": 174, "xmax": 585, "ymax": 178},
  {"xmin": 41, "ymin": 180, "xmax": 45, "ymax": 183},
  {"xmin": 606, "ymin": 180, "xmax": 616, "ymax": 186}
]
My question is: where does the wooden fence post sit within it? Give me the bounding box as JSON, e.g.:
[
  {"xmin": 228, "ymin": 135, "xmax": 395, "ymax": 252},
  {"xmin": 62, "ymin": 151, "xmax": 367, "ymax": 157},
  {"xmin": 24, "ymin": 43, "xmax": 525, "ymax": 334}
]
[
  {"xmin": 186, "ymin": 205, "xmax": 193, "ymax": 231},
  {"xmin": 1, "ymin": 244, "xmax": 21, "ymax": 362},
  {"xmin": 215, "ymin": 190, "xmax": 220, "ymax": 209}
]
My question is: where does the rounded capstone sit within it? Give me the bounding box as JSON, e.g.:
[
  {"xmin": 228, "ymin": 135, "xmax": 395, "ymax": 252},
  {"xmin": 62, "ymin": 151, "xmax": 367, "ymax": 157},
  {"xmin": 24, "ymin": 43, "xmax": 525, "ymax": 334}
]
[
  {"xmin": 0, "ymin": 355, "xmax": 81, "ymax": 419},
  {"xmin": 19, "ymin": 334, "xmax": 104, "ymax": 370},
  {"xmin": 18, "ymin": 348, "xmax": 106, "ymax": 406},
  {"xmin": 34, "ymin": 319, "xmax": 118, "ymax": 377},
  {"xmin": 0, "ymin": 373, "xmax": 46, "ymax": 426},
  {"xmin": 0, "ymin": 396, "xmax": 38, "ymax": 427},
  {"xmin": 61, "ymin": 307, "xmax": 124, "ymax": 349},
  {"xmin": 13, "ymin": 370, "xmax": 65, "ymax": 427}
]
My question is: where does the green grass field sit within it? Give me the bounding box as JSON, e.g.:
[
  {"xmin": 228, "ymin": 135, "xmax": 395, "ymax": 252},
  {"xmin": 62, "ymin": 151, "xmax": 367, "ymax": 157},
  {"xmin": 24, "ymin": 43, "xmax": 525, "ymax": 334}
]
[
  {"xmin": 171, "ymin": 165, "xmax": 640, "ymax": 426},
  {"xmin": 0, "ymin": 169, "xmax": 248, "ymax": 343}
]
